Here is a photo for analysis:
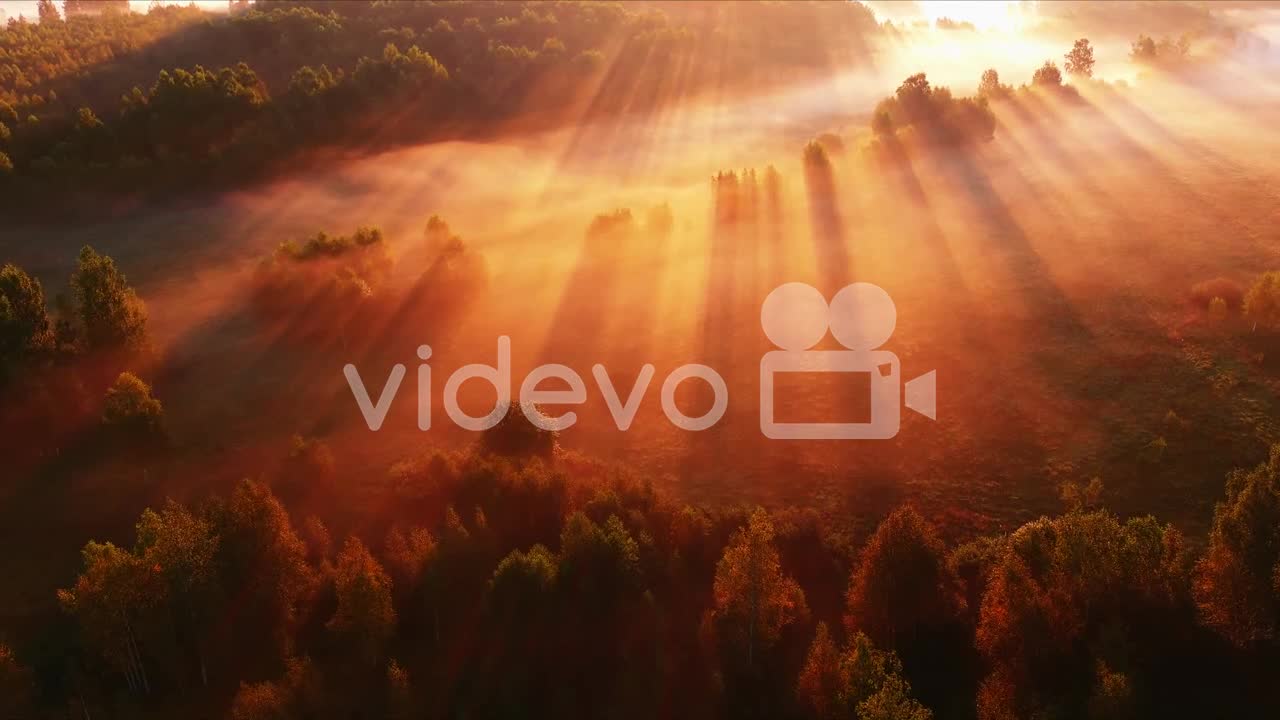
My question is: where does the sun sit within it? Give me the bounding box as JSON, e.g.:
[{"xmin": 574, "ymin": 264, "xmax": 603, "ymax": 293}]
[{"xmin": 917, "ymin": 0, "xmax": 1030, "ymax": 32}]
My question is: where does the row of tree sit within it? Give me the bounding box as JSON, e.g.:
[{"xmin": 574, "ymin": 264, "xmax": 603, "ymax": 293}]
[
  {"xmin": 2, "ymin": 432, "xmax": 1275, "ymax": 719},
  {"xmin": 0, "ymin": 1, "xmax": 884, "ymax": 212}
]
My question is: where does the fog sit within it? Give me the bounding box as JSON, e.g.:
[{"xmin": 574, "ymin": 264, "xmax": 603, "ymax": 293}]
[{"xmin": 3, "ymin": 9, "xmax": 1280, "ymax": 532}]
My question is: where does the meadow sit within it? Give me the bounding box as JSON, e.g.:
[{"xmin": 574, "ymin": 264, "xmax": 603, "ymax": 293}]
[{"xmin": 1, "ymin": 2, "xmax": 1279, "ymax": 719}]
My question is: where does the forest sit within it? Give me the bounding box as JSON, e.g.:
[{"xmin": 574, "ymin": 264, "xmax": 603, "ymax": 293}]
[{"xmin": 2, "ymin": 1, "xmax": 1280, "ymax": 719}]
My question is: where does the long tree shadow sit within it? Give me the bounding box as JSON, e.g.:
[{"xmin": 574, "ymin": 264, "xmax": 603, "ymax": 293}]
[{"xmin": 801, "ymin": 147, "xmax": 852, "ymax": 295}]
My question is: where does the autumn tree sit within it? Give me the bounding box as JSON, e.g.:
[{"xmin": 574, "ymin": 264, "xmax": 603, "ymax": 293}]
[
  {"xmin": 328, "ymin": 537, "xmax": 396, "ymax": 665},
  {"xmin": 798, "ymin": 626, "xmax": 933, "ymax": 720},
  {"xmin": 208, "ymin": 480, "xmax": 315, "ymax": 678},
  {"xmin": 0, "ymin": 262, "xmax": 53, "ymax": 372},
  {"xmin": 1244, "ymin": 271, "xmax": 1280, "ymax": 330},
  {"xmin": 102, "ymin": 371, "xmax": 164, "ymax": 438},
  {"xmin": 846, "ymin": 507, "xmax": 964, "ymax": 649},
  {"xmin": 1064, "ymin": 38, "xmax": 1096, "ymax": 77},
  {"xmin": 228, "ymin": 657, "xmax": 320, "ymax": 720},
  {"xmin": 1194, "ymin": 445, "xmax": 1280, "ymax": 647},
  {"xmin": 712, "ymin": 508, "xmax": 808, "ymax": 670},
  {"xmin": 70, "ymin": 245, "xmax": 148, "ymax": 351},
  {"xmin": 134, "ymin": 501, "xmax": 221, "ymax": 687},
  {"xmin": 798, "ymin": 622, "xmax": 844, "ymax": 719},
  {"xmin": 58, "ymin": 540, "xmax": 165, "ymax": 695},
  {"xmin": 975, "ymin": 511, "xmax": 1194, "ymax": 719},
  {"xmin": 37, "ymin": 0, "xmax": 59, "ymax": 23}
]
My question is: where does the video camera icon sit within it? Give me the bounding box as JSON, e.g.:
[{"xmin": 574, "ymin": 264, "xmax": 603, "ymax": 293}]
[{"xmin": 759, "ymin": 282, "xmax": 936, "ymax": 440}]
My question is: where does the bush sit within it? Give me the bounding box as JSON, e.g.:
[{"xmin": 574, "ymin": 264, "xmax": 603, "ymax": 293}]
[
  {"xmin": 1191, "ymin": 277, "xmax": 1244, "ymax": 309},
  {"xmin": 102, "ymin": 371, "xmax": 164, "ymax": 437}
]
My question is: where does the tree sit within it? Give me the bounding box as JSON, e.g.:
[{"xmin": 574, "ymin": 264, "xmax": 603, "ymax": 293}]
[
  {"xmin": 228, "ymin": 657, "xmax": 319, "ymax": 720},
  {"xmin": 857, "ymin": 674, "xmax": 933, "ymax": 720},
  {"xmin": 1032, "ymin": 60, "xmax": 1063, "ymax": 87},
  {"xmin": 0, "ymin": 644, "xmax": 35, "ymax": 717},
  {"xmin": 134, "ymin": 501, "xmax": 221, "ymax": 687},
  {"xmin": 978, "ymin": 69, "xmax": 1011, "ymax": 99},
  {"xmin": 1244, "ymin": 271, "xmax": 1280, "ymax": 330},
  {"xmin": 37, "ymin": 0, "xmax": 59, "ymax": 23},
  {"xmin": 976, "ymin": 511, "xmax": 1192, "ymax": 719},
  {"xmin": 481, "ymin": 401, "xmax": 557, "ymax": 458},
  {"xmin": 102, "ymin": 371, "xmax": 164, "ymax": 437},
  {"xmin": 1064, "ymin": 38, "xmax": 1096, "ymax": 77},
  {"xmin": 0, "ymin": 151, "xmax": 11, "ymax": 175},
  {"xmin": 328, "ymin": 537, "xmax": 397, "ymax": 665},
  {"xmin": 845, "ymin": 507, "xmax": 964, "ymax": 649},
  {"xmin": 70, "ymin": 245, "xmax": 148, "ymax": 351},
  {"xmin": 798, "ymin": 622, "xmax": 844, "ymax": 719},
  {"xmin": 712, "ymin": 508, "xmax": 808, "ymax": 669},
  {"xmin": 0, "ymin": 263, "xmax": 52, "ymax": 369},
  {"xmin": 58, "ymin": 540, "xmax": 164, "ymax": 695},
  {"xmin": 1194, "ymin": 445, "xmax": 1280, "ymax": 647},
  {"xmin": 209, "ymin": 480, "xmax": 314, "ymax": 674},
  {"xmin": 558, "ymin": 512, "xmax": 642, "ymax": 616},
  {"xmin": 490, "ymin": 544, "xmax": 557, "ymax": 617},
  {"xmin": 384, "ymin": 525, "xmax": 435, "ymax": 592}
]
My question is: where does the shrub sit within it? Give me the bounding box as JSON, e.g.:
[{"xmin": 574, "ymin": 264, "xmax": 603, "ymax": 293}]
[
  {"xmin": 102, "ymin": 371, "xmax": 164, "ymax": 436},
  {"xmin": 1208, "ymin": 296, "xmax": 1228, "ymax": 319},
  {"xmin": 1191, "ymin": 277, "xmax": 1244, "ymax": 309}
]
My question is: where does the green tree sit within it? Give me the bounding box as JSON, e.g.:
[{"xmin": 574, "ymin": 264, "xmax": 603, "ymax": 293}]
[{"xmin": 70, "ymin": 245, "xmax": 148, "ymax": 351}]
